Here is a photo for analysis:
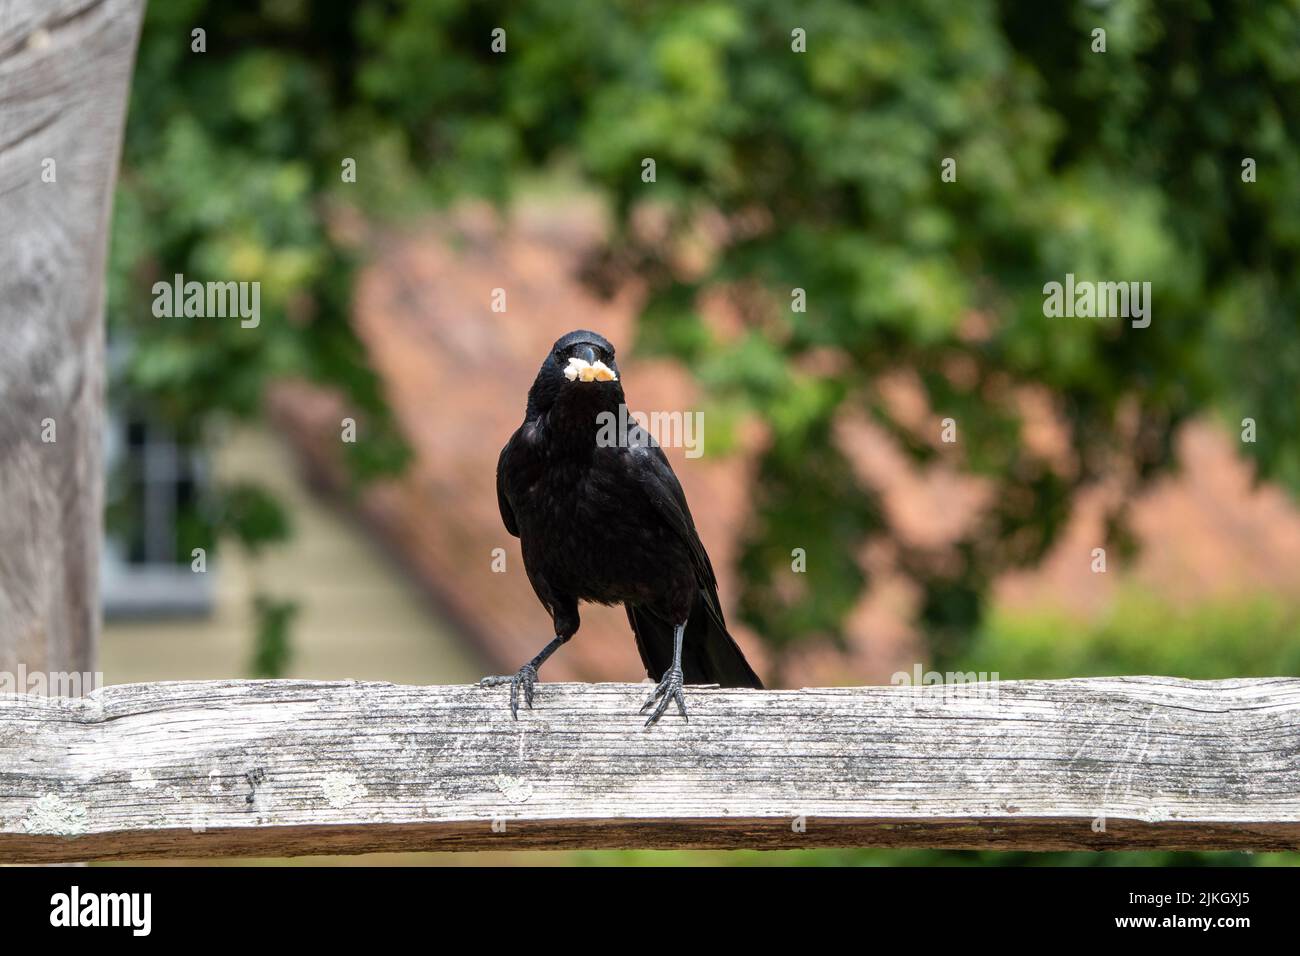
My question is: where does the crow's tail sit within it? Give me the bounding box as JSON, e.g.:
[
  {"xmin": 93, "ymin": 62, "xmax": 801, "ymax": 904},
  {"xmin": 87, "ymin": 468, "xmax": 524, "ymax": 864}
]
[{"xmin": 627, "ymin": 592, "xmax": 763, "ymax": 689}]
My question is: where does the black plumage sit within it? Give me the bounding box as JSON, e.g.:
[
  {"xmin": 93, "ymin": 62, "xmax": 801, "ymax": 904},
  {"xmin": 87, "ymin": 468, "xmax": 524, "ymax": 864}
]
[{"xmin": 482, "ymin": 329, "xmax": 762, "ymax": 726}]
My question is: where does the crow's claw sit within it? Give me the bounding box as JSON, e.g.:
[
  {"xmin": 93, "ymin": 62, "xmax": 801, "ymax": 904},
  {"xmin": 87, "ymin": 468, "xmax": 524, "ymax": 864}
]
[
  {"xmin": 640, "ymin": 664, "xmax": 687, "ymax": 727},
  {"xmin": 478, "ymin": 664, "xmax": 538, "ymax": 718}
]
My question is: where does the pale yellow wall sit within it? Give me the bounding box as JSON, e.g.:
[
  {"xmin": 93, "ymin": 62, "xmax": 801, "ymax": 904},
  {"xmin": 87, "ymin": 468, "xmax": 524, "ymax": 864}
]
[{"xmin": 101, "ymin": 427, "xmax": 485, "ymax": 687}]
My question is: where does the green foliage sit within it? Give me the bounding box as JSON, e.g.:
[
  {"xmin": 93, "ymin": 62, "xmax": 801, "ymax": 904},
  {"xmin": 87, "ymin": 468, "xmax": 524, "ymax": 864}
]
[
  {"xmin": 113, "ymin": 0, "xmax": 1300, "ymax": 670},
  {"xmin": 737, "ymin": 420, "xmax": 876, "ymax": 657},
  {"xmin": 110, "ymin": 0, "xmax": 415, "ymax": 668},
  {"xmin": 113, "ymin": 3, "xmax": 413, "ymax": 444},
  {"xmin": 248, "ymin": 594, "xmax": 298, "ymax": 679},
  {"xmin": 960, "ymin": 589, "xmax": 1300, "ymax": 680},
  {"xmin": 346, "ymin": 0, "xmax": 1300, "ymax": 658},
  {"xmin": 213, "ymin": 482, "xmax": 293, "ymax": 556}
]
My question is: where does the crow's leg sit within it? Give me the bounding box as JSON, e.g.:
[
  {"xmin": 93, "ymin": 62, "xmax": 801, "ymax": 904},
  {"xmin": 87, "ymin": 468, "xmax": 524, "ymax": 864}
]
[
  {"xmin": 478, "ymin": 634, "xmax": 569, "ymax": 719},
  {"xmin": 640, "ymin": 622, "xmax": 688, "ymax": 727}
]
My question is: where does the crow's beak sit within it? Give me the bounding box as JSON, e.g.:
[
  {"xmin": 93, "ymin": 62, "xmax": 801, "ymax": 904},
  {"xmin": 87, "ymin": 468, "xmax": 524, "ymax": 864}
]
[{"xmin": 574, "ymin": 345, "xmax": 597, "ymax": 366}]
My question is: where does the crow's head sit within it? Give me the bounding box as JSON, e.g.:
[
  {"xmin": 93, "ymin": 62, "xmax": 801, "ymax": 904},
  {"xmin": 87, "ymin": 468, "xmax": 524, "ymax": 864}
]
[{"xmin": 528, "ymin": 329, "xmax": 623, "ymax": 414}]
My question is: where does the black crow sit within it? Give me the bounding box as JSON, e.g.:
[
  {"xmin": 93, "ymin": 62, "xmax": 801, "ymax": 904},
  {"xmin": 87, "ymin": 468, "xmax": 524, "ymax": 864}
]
[{"xmin": 481, "ymin": 329, "xmax": 763, "ymax": 726}]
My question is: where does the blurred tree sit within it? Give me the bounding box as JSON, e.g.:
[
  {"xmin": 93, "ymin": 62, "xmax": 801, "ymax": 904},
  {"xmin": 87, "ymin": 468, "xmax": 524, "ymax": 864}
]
[
  {"xmin": 109, "ymin": 0, "xmax": 413, "ymax": 670},
  {"xmin": 111, "ymin": 0, "xmax": 1300, "ymax": 673}
]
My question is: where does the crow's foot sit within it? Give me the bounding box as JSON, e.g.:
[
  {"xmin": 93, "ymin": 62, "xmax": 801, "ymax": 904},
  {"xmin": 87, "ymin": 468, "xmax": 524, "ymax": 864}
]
[
  {"xmin": 640, "ymin": 664, "xmax": 687, "ymax": 727},
  {"xmin": 478, "ymin": 664, "xmax": 538, "ymax": 719}
]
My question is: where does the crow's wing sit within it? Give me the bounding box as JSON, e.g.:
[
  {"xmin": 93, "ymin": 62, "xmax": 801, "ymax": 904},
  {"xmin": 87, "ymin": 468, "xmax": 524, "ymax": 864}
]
[
  {"xmin": 496, "ymin": 431, "xmax": 520, "ymax": 538},
  {"xmin": 622, "ymin": 433, "xmax": 724, "ymax": 623},
  {"xmin": 621, "ymin": 431, "xmax": 762, "ymax": 688}
]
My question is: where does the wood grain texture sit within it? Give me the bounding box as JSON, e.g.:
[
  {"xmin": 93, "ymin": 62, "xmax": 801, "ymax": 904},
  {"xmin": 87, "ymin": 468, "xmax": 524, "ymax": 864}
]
[
  {"xmin": 1, "ymin": 677, "xmax": 1297, "ymax": 861},
  {"xmin": 0, "ymin": 0, "xmax": 146, "ymax": 677}
]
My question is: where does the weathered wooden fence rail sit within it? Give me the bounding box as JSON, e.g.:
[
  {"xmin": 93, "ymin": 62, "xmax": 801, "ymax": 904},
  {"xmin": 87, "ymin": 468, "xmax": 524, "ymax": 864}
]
[{"xmin": 2, "ymin": 676, "xmax": 1297, "ymax": 862}]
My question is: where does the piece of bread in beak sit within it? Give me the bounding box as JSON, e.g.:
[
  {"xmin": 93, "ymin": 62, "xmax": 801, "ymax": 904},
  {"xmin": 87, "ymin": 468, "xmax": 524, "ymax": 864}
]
[{"xmin": 564, "ymin": 357, "xmax": 617, "ymax": 382}]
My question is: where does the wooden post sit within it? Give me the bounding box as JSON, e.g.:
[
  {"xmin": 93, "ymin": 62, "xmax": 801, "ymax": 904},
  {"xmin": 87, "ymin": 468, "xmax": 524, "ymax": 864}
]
[
  {"xmin": 2, "ymin": 677, "xmax": 1297, "ymax": 862},
  {"xmin": 0, "ymin": 0, "xmax": 146, "ymax": 683}
]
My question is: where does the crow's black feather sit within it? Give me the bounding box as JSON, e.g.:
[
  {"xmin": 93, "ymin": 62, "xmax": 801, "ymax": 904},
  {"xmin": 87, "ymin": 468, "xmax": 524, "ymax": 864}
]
[{"xmin": 490, "ymin": 329, "xmax": 762, "ymax": 718}]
